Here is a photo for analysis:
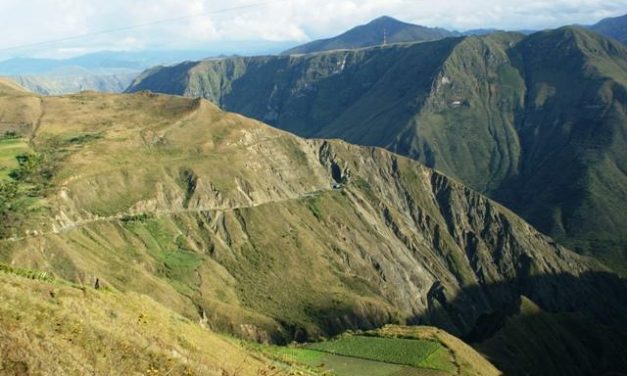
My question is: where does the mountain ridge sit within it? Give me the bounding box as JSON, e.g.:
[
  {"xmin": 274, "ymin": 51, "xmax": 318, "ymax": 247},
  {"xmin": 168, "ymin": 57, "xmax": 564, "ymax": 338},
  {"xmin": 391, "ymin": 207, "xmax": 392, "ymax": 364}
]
[
  {"xmin": 589, "ymin": 13, "xmax": 627, "ymax": 44},
  {"xmin": 126, "ymin": 26, "xmax": 627, "ymax": 275}
]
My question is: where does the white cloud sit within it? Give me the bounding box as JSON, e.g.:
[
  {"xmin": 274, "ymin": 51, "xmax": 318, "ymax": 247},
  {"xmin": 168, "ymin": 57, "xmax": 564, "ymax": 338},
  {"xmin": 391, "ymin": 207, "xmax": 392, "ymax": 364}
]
[{"xmin": 0, "ymin": 0, "xmax": 625, "ymax": 59}]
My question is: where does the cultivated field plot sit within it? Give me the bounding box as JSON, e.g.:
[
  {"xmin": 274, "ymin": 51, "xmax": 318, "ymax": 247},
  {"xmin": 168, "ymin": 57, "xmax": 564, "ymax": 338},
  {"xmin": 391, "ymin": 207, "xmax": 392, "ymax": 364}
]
[{"xmin": 274, "ymin": 335, "xmax": 455, "ymax": 376}]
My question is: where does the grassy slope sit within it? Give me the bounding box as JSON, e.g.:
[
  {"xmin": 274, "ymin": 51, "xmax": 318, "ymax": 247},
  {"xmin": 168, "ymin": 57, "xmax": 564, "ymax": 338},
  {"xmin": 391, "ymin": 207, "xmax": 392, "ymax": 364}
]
[{"xmin": 0, "ymin": 267, "xmax": 287, "ymax": 376}]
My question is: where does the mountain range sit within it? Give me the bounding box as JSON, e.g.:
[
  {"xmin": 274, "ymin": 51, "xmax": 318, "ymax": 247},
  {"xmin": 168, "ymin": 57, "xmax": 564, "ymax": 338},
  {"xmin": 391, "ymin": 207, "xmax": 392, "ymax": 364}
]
[
  {"xmin": 0, "ymin": 43, "xmax": 294, "ymax": 95},
  {"xmin": 281, "ymin": 14, "xmax": 627, "ymax": 56},
  {"xmin": 2, "ymin": 78, "xmax": 627, "ymax": 374},
  {"xmin": 127, "ymin": 25, "xmax": 627, "ymax": 276},
  {"xmin": 2, "ymin": 12, "xmax": 627, "ymax": 376}
]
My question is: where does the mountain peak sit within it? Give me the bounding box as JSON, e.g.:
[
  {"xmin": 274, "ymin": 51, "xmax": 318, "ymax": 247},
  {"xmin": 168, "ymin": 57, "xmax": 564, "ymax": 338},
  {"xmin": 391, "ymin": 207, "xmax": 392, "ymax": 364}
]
[
  {"xmin": 282, "ymin": 16, "xmax": 456, "ymax": 54},
  {"xmin": 368, "ymin": 15, "xmax": 405, "ymax": 25}
]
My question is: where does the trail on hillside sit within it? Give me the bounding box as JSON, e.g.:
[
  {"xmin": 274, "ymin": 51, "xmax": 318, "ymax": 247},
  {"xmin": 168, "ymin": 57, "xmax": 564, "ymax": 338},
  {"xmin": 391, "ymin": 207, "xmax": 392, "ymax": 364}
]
[{"xmin": 1, "ymin": 187, "xmax": 331, "ymax": 243}]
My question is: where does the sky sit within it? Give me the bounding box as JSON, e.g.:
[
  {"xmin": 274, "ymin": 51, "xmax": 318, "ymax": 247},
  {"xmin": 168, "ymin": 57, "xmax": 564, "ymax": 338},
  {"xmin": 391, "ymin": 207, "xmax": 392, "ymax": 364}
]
[{"xmin": 0, "ymin": 0, "xmax": 625, "ymax": 59}]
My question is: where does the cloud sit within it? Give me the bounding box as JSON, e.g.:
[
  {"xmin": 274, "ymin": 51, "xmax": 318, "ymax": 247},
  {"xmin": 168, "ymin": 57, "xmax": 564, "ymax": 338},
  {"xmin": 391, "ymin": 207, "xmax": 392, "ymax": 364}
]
[{"xmin": 0, "ymin": 0, "xmax": 625, "ymax": 59}]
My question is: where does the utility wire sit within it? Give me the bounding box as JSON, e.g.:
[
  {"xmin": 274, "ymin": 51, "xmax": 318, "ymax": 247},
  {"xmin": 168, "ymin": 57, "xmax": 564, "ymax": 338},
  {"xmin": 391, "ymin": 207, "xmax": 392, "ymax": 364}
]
[{"xmin": 0, "ymin": 0, "xmax": 289, "ymax": 52}]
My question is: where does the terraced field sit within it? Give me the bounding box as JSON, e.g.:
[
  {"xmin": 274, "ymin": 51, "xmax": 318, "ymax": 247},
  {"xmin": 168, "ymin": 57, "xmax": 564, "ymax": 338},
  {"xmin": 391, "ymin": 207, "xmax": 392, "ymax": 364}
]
[{"xmin": 269, "ymin": 335, "xmax": 455, "ymax": 376}]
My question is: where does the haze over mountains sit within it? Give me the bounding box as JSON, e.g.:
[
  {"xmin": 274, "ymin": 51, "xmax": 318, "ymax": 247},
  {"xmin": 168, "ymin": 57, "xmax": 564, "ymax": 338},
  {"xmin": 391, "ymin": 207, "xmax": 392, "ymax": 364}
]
[
  {"xmin": 3, "ymin": 13, "xmax": 626, "ymax": 95},
  {"xmin": 0, "ymin": 43, "xmax": 293, "ymax": 95}
]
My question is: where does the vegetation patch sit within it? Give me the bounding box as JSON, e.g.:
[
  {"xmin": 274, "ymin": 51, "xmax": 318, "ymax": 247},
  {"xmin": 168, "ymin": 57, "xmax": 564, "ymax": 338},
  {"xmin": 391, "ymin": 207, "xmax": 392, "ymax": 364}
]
[
  {"xmin": 255, "ymin": 333, "xmax": 454, "ymax": 376},
  {"xmin": 0, "ymin": 138, "xmax": 30, "ymax": 180},
  {"xmin": 0, "ymin": 262, "xmax": 54, "ymax": 282},
  {"xmin": 307, "ymin": 335, "xmax": 444, "ymax": 369}
]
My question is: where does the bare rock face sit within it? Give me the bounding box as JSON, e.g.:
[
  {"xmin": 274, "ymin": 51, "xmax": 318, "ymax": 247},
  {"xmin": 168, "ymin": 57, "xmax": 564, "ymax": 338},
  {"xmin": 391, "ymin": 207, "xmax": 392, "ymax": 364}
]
[{"xmin": 0, "ymin": 90, "xmax": 625, "ymax": 345}]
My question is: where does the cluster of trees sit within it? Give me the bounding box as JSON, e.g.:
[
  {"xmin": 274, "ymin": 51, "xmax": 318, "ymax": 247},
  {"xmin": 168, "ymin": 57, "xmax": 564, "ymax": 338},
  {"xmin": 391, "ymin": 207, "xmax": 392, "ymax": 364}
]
[{"xmin": 0, "ymin": 152, "xmax": 53, "ymax": 237}]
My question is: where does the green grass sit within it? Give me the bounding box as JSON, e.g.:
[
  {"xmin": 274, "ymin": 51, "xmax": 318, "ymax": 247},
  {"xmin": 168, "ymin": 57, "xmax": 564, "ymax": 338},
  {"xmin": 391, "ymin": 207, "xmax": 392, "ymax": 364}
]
[
  {"xmin": 131, "ymin": 217, "xmax": 203, "ymax": 289},
  {"xmin": 260, "ymin": 335, "xmax": 454, "ymax": 376},
  {"xmin": 276, "ymin": 347, "xmax": 327, "ymax": 364},
  {"xmin": 315, "ymin": 354, "xmax": 407, "ymax": 376},
  {"xmin": 307, "ymin": 335, "xmax": 446, "ymax": 370},
  {"xmin": 0, "ymin": 138, "xmax": 30, "ymax": 180},
  {"xmin": 0, "ymin": 262, "xmax": 55, "ymax": 282},
  {"xmin": 264, "ymin": 345, "xmax": 435, "ymax": 376}
]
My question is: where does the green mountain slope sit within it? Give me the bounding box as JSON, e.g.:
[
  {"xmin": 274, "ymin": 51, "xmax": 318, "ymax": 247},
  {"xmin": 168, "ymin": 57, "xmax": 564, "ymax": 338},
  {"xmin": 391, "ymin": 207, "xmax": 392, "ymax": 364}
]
[
  {"xmin": 126, "ymin": 27, "xmax": 627, "ymax": 274},
  {"xmin": 590, "ymin": 13, "xmax": 627, "ymax": 44},
  {"xmin": 282, "ymin": 16, "xmax": 457, "ymax": 55}
]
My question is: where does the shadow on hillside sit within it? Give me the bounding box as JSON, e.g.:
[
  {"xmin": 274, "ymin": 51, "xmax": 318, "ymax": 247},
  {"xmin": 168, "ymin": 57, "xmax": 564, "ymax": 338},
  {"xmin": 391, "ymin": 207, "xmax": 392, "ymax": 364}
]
[{"xmin": 303, "ymin": 270, "xmax": 627, "ymax": 376}]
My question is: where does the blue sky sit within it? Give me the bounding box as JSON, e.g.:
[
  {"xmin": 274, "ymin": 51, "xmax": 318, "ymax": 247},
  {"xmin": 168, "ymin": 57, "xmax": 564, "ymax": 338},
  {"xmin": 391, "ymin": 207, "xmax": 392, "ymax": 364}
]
[{"xmin": 0, "ymin": 0, "xmax": 625, "ymax": 59}]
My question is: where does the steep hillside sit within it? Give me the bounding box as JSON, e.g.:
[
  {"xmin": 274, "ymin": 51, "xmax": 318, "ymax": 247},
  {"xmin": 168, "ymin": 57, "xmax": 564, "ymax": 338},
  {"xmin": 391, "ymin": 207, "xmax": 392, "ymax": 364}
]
[
  {"xmin": 589, "ymin": 13, "xmax": 627, "ymax": 44},
  {"xmin": 0, "ymin": 267, "xmax": 278, "ymax": 376},
  {"xmin": 127, "ymin": 27, "xmax": 627, "ymax": 274},
  {"xmin": 283, "ymin": 16, "xmax": 458, "ymax": 55}
]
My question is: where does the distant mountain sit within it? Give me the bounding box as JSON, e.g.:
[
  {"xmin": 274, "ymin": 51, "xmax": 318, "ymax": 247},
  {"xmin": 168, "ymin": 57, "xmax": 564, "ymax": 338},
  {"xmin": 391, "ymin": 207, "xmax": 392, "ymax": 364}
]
[
  {"xmin": 128, "ymin": 27, "xmax": 627, "ymax": 275},
  {"xmin": 0, "ymin": 51, "xmax": 211, "ymax": 95},
  {"xmin": 0, "ymin": 46, "xmax": 296, "ymax": 76},
  {"xmin": 0, "ymin": 45, "xmax": 296, "ymax": 95},
  {"xmin": 0, "ymin": 51, "xmax": 197, "ymax": 76},
  {"xmin": 589, "ymin": 14, "xmax": 627, "ymax": 44},
  {"xmin": 8, "ymin": 70, "xmax": 136, "ymax": 95},
  {"xmin": 463, "ymin": 29, "xmax": 536, "ymax": 36},
  {"xmin": 282, "ymin": 16, "xmax": 459, "ymax": 54}
]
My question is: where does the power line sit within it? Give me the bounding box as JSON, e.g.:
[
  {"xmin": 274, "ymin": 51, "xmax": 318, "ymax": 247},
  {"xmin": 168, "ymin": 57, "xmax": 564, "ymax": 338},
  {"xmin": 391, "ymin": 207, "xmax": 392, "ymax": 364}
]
[{"xmin": 0, "ymin": 0, "xmax": 289, "ymax": 53}]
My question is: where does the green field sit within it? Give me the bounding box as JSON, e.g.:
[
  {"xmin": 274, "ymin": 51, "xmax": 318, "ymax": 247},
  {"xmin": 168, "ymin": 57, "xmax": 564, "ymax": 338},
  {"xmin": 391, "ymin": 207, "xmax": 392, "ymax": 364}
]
[
  {"xmin": 307, "ymin": 336, "xmax": 446, "ymax": 368},
  {"xmin": 266, "ymin": 335, "xmax": 455, "ymax": 376},
  {"xmin": 0, "ymin": 138, "xmax": 29, "ymax": 180}
]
